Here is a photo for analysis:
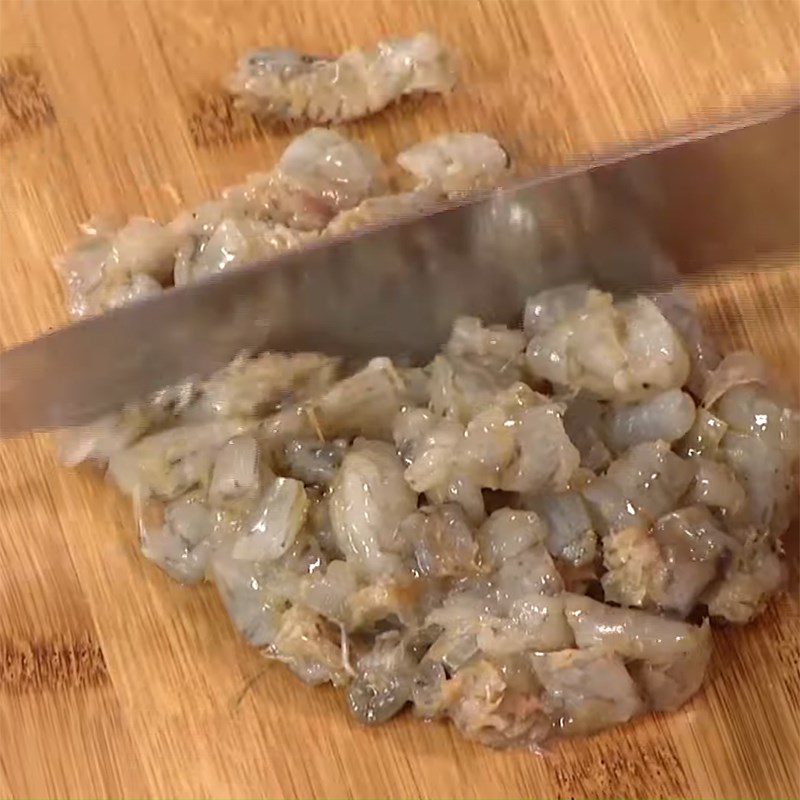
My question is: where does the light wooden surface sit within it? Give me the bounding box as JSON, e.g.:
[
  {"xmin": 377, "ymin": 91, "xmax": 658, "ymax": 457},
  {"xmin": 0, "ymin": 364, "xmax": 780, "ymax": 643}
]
[{"xmin": 1, "ymin": 1, "xmax": 799, "ymax": 797}]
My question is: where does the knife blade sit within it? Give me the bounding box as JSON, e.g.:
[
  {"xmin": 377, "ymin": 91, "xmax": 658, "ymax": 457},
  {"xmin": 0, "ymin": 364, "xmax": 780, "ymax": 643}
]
[{"xmin": 1, "ymin": 96, "xmax": 797, "ymax": 437}]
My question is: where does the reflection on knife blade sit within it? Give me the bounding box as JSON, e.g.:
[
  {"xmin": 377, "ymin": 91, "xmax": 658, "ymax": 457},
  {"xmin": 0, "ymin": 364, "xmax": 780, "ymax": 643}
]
[{"xmin": 0, "ymin": 96, "xmax": 797, "ymax": 436}]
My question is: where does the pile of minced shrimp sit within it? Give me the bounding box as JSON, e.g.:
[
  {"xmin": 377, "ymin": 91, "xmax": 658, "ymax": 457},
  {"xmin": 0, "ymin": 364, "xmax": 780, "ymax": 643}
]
[{"xmin": 53, "ymin": 33, "xmax": 798, "ymax": 750}]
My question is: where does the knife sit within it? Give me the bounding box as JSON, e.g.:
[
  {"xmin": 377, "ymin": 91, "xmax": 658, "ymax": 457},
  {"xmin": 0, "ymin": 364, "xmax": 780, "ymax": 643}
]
[{"xmin": 1, "ymin": 96, "xmax": 797, "ymax": 437}]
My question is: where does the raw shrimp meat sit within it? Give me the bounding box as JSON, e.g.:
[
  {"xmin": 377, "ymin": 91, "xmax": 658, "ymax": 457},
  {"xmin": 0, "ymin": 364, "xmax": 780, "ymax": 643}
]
[
  {"xmin": 56, "ymin": 126, "xmax": 504, "ymax": 319},
  {"xmin": 228, "ymin": 33, "xmax": 456, "ymax": 124},
  {"xmin": 51, "ymin": 92, "xmax": 797, "ymax": 754},
  {"xmin": 397, "ymin": 133, "xmax": 510, "ymax": 194},
  {"xmin": 55, "ymin": 280, "xmax": 797, "ymax": 750}
]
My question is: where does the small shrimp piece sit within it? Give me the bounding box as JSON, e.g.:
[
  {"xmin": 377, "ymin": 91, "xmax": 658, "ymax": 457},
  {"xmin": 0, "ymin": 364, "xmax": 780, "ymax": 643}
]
[
  {"xmin": 531, "ymin": 648, "xmax": 644, "ymax": 736},
  {"xmin": 269, "ymin": 605, "xmax": 349, "ymax": 686},
  {"xmin": 525, "ymin": 290, "xmax": 690, "ymax": 402},
  {"xmin": 443, "ymin": 658, "xmax": 549, "ymax": 749},
  {"xmin": 269, "ymin": 128, "xmax": 386, "ymax": 228},
  {"xmin": 325, "ymin": 190, "xmax": 439, "ymax": 237},
  {"xmin": 55, "ymin": 217, "xmax": 179, "ymax": 319},
  {"xmin": 174, "ymin": 216, "xmax": 316, "ymax": 286},
  {"xmin": 228, "ymin": 32, "xmax": 456, "ymax": 124},
  {"xmin": 329, "ymin": 439, "xmax": 417, "ymax": 577},
  {"xmin": 217, "ymin": 129, "xmax": 385, "ymax": 232},
  {"xmin": 397, "ymin": 133, "xmax": 510, "ymax": 195}
]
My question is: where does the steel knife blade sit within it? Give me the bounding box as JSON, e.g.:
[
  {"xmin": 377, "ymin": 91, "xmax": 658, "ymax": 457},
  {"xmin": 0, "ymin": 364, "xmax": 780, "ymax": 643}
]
[{"xmin": 0, "ymin": 96, "xmax": 797, "ymax": 437}]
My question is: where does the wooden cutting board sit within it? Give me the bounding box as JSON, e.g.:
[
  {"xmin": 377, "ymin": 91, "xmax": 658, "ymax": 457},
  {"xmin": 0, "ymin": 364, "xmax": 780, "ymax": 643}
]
[{"xmin": 0, "ymin": 1, "xmax": 798, "ymax": 797}]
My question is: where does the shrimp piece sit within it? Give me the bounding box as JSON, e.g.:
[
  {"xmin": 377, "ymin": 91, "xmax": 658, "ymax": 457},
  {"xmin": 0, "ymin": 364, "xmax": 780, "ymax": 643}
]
[
  {"xmin": 459, "ymin": 383, "xmax": 580, "ymax": 494},
  {"xmin": 228, "ymin": 33, "xmax": 456, "ymax": 124},
  {"xmin": 266, "ymin": 128, "xmax": 386, "ymax": 229},
  {"xmin": 329, "ymin": 439, "xmax": 417, "ymax": 577},
  {"xmin": 326, "ymin": 190, "xmax": 427, "ymax": 234},
  {"xmin": 442, "ymin": 658, "xmax": 549, "ymax": 749},
  {"xmin": 55, "ymin": 217, "xmax": 178, "ymax": 319},
  {"xmin": 531, "ymin": 648, "xmax": 644, "ymax": 736},
  {"xmin": 525, "ymin": 290, "xmax": 690, "ymax": 402},
  {"xmin": 397, "ymin": 133, "xmax": 510, "ymax": 195}
]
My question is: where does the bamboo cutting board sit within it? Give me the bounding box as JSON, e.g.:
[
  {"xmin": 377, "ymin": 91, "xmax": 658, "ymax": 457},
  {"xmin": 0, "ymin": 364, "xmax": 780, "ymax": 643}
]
[{"xmin": 0, "ymin": 1, "xmax": 798, "ymax": 797}]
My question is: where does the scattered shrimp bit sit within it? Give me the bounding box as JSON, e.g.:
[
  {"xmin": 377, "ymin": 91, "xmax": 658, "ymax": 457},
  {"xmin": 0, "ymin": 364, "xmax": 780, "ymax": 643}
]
[{"xmin": 228, "ymin": 32, "xmax": 456, "ymax": 124}]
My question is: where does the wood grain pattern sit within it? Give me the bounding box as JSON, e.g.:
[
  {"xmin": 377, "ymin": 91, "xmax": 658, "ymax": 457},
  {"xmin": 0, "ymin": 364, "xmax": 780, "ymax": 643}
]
[{"xmin": 0, "ymin": 1, "xmax": 798, "ymax": 797}]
